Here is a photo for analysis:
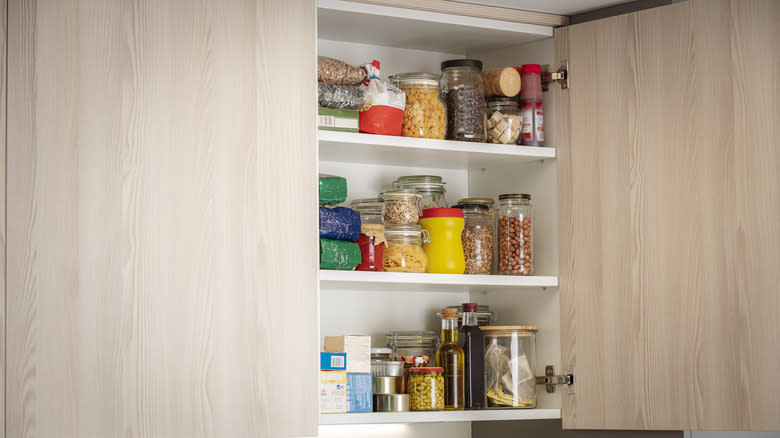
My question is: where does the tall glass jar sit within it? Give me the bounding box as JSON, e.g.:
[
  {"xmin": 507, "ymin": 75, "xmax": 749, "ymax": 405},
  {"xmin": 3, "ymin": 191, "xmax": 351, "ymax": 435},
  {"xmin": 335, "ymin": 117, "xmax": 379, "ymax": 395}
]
[
  {"xmin": 454, "ymin": 203, "xmax": 493, "ymax": 275},
  {"xmin": 483, "ymin": 326, "xmax": 538, "ymax": 408},
  {"xmin": 380, "ymin": 189, "xmax": 423, "ymax": 225},
  {"xmin": 440, "ymin": 59, "xmax": 486, "ymax": 142},
  {"xmin": 393, "ymin": 73, "xmax": 446, "ymax": 139},
  {"xmin": 497, "ymin": 194, "xmax": 533, "ymax": 275},
  {"xmin": 457, "ymin": 197, "xmax": 496, "ymax": 273},
  {"xmin": 350, "ymin": 198, "xmax": 386, "ymax": 271},
  {"xmin": 383, "ymin": 224, "xmax": 429, "ymax": 272},
  {"xmin": 486, "ymin": 97, "xmax": 522, "ymax": 145},
  {"xmin": 397, "ymin": 175, "xmax": 448, "ymax": 209}
]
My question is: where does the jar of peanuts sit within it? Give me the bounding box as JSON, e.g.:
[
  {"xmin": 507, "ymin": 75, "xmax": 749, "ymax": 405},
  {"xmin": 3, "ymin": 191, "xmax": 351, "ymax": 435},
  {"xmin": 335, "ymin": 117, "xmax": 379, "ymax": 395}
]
[
  {"xmin": 497, "ymin": 194, "xmax": 533, "ymax": 275},
  {"xmin": 393, "ymin": 73, "xmax": 446, "ymax": 139}
]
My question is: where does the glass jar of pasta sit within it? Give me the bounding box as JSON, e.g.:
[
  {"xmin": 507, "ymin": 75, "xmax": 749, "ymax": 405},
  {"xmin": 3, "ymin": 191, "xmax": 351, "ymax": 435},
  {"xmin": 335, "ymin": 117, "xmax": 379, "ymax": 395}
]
[
  {"xmin": 383, "ymin": 224, "xmax": 429, "ymax": 272},
  {"xmin": 392, "ymin": 73, "xmax": 446, "ymax": 139}
]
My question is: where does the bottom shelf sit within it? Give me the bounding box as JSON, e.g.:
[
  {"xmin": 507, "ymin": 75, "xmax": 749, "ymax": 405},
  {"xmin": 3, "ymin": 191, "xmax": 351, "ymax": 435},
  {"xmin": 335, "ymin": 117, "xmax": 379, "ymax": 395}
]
[{"xmin": 319, "ymin": 409, "xmax": 561, "ymax": 425}]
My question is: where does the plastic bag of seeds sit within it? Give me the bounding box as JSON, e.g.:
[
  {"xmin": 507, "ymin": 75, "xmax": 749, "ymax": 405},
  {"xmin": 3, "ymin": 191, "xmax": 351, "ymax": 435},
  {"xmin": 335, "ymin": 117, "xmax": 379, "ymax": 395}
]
[
  {"xmin": 318, "ymin": 56, "xmax": 369, "ymax": 85},
  {"xmin": 318, "ymin": 82, "xmax": 371, "ymax": 110}
]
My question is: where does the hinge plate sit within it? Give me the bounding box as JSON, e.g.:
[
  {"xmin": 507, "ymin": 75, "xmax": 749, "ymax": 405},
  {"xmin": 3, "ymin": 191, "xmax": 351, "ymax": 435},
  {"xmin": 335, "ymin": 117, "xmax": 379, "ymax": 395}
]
[
  {"xmin": 541, "ymin": 61, "xmax": 569, "ymax": 92},
  {"xmin": 535, "ymin": 365, "xmax": 575, "ymax": 394}
]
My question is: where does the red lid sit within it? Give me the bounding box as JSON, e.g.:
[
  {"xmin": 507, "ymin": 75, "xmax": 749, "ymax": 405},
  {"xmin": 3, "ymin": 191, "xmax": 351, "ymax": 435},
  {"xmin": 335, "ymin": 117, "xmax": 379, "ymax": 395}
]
[
  {"xmin": 462, "ymin": 303, "xmax": 478, "ymax": 312},
  {"xmin": 421, "ymin": 208, "xmax": 464, "ymax": 219},
  {"xmin": 520, "ymin": 64, "xmax": 542, "ymax": 75},
  {"xmin": 408, "ymin": 367, "xmax": 444, "ymax": 373}
]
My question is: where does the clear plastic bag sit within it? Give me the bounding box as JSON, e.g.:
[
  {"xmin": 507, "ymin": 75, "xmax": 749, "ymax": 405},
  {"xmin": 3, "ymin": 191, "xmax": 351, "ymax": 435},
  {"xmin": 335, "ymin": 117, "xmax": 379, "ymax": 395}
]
[
  {"xmin": 318, "ymin": 82, "xmax": 370, "ymax": 110},
  {"xmin": 318, "ymin": 56, "xmax": 368, "ymax": 85}
]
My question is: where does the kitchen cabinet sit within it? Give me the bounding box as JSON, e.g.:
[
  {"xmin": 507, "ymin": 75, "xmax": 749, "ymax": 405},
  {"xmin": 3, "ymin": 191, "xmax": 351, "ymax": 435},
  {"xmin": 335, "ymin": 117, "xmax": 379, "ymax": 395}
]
[{"xmin": 1, "ymin": 0, "xmax": 777, "ymax": 437}]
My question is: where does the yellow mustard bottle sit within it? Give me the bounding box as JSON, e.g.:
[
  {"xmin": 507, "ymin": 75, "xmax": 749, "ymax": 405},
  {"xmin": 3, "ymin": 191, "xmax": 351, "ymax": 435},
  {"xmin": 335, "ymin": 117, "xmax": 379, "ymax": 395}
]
[{"xmin": 419, "ymin": 208, "xmax": 465, "ymax": 274}]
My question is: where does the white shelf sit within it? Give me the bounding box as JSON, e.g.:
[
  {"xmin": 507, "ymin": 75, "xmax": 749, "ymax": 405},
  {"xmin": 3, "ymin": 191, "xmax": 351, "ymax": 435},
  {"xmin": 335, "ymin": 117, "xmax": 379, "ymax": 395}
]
[
  {"xmin": 319, "ymin": 408, "xmax": 561, "ymax": 425},
  {"xmin": 317, "ymin": 0, "xmax": 552, "ymax": 53},
  {"xmin": 320, "ymin": 270, "xmax": 558, "ymax": 292},
  {"xmin": 318, "ymin": 131, "xmax": 555, "ymax": 169}
]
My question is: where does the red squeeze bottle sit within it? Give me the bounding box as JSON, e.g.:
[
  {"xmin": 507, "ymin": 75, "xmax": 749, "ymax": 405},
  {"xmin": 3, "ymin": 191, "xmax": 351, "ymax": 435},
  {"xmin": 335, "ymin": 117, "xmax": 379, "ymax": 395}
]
[{"xmin": 518, "ymin": 64, "xmax": 544, "ymax": 146}]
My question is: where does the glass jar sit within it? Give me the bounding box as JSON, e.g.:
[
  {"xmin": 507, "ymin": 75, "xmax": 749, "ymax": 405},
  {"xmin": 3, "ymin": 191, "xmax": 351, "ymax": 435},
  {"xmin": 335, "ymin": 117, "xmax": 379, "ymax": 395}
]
[
  {"xmin": 393, "ymin": 73, "xmax": 446, "ymax": 139},
  {"xmin": 440, "ymin": 59, "xmax": 486, "ymax": 142},
  {"xmin": 482, "ymin": 326, "xmax": 538, "ymax": 408},
  {"xmin": 397, "ymin": 175, "xmax": 448, "ymax": 209},
  {"xmin": 486, "ymin": 97, "xmax": 522, "ymax": 145},
  {"xmin": 408, "ymin": 367, "xmax": 446, "ymax": 411},
  {"xmin": 441, "ymin": 305, "xmax": 496, "ymax": 328},
  {"xmin": 383, "ymin": 224, "xmax": 429, "ymax": 272},
  {"xmin": 458, "ymin": 197, "xmax": 497, "ymax": 274},
  {"xmin": 454, "ymin": 203, "xmax": 493, "ymax": 274},
  {"xmin": 386, "ymin": 330, "xmax": 441, "ymax": 394},
  {"xmin": 380, "ymin": 190, "xmax": 423, "ymax": 225},
  {"xmin": 497, "ymin": 194, "xmax": 533, "ymax": 275},
  {"xmin": 350, "ymin": 198, "xmax": 386, "ymax": 272}
]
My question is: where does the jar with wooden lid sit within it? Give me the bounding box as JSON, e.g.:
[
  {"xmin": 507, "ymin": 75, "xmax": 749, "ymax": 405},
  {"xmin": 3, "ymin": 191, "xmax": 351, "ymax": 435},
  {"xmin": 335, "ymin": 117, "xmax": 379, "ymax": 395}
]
[
  {"xmin": 392, "ymin": 73, "xmax": 446, "ymax": 139},
  {"xmin": 483, "ymin": 326, "xmax": 538, "ymax": 408}
]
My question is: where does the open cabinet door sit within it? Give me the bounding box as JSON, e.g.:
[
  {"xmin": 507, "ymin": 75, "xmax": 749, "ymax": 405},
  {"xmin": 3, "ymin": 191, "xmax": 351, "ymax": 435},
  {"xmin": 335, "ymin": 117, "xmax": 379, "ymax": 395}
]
[{"xmin": 557, "ymin": 0, "xmax": 779, "ymax": 430}]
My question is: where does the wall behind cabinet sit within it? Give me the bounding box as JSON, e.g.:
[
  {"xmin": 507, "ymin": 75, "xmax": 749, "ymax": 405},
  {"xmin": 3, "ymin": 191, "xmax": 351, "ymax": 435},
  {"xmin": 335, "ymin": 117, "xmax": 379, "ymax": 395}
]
[{"xmin": 6, "ymin": 0, "xmax": 317, "ymax": 437}]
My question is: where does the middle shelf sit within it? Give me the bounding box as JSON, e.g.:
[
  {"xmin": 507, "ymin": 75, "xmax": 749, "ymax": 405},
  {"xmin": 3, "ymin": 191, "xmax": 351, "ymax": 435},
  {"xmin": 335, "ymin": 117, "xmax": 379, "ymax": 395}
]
[{"xmin": 320, "ymin": 270, "xmax": 558, "ymax": 292}]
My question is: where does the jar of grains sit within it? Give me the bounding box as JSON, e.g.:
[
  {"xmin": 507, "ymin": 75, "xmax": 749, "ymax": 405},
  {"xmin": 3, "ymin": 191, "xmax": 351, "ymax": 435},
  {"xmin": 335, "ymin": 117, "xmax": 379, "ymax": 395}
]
[
  {"xmin": 397, "ymin": 175, "xmax": 448, "ymax": 209},
  {"xmin": 457, "ymin": 197, "xmax": 496, "ymax": 273},
  {"xmin": 393, "ymin": 73, "xmax": 446, "ymax": 139},
  {"xmin": 383, "ymin": 224, "xmax": 429, "ymax": 273},
  {"xmin": 497, "ymin": 194, "xmax": 533, "ymax": 275},
  {"xmin": 408, "ymin": 367, "xmax": 446, "ymax": 411},
  {"xmin": 380, "ymin": 190, "xmax": 423, "ymax": 225},
  {"xmin": 454, "ymin": 203, "xmax": 494, "ymax": 275},
  {"xmin": 486, "ymin": 97, "xmax": 522, "ymax": 145},
  {"xmin": 440, "ymin": 59, "xmax": 486, "ymax": 142}
]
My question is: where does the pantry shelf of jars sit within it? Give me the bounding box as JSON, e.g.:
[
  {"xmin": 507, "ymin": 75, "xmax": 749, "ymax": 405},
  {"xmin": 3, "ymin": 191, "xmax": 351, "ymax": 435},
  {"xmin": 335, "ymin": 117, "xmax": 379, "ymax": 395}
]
[{"xmin": 317, "ymin": 0, "xmax": 562, "ymax": 428}]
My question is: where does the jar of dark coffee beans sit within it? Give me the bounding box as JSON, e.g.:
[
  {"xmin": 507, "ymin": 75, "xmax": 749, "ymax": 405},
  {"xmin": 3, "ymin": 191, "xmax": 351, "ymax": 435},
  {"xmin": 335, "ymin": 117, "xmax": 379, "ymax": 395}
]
[{"xmin": 440, "ymin": 59, "xmax": 487, "ymax": 143}]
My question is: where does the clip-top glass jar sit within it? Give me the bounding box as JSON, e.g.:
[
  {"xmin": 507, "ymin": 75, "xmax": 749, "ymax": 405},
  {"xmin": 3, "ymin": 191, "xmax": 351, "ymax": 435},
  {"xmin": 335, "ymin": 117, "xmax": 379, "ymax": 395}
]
[
  {"xmin": 453, "ymin": 203, "xmax": 493, "ymax": 275},
  {"xmin": 386, "ymin": 330, "xmax": 441, "ymax": 394},
  {"xmin": 380, "ymin": 189, "xmax": 423, "ymax": 225},
  {"xmin": 486, "ymin": 97, "xmax": 522, "ymax": 145},
  {"xmin": 497, "ymin": 194, "xmax": 533, "ymax": 275},
  {"xmin": 397, "ymin": 175, "xmax": 448, "ymax": 209},
  {"xmin": 383, "ymin": 224, "xmax": 429, "ymax": 272},
  {"xmin": 392, "ymin": 73, "xmax": 446, "ymax": 139},
  {"xmin": 440, "ymin": 59, "xmax": 486, "ymax": 142},
  {"xmin": 483, "ymin": 326, "xmax": 538, "ymax": 408}
]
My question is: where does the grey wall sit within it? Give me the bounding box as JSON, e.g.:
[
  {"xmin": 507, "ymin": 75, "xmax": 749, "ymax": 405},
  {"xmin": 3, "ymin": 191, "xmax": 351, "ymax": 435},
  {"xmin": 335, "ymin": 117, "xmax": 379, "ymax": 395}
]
[{"xmin": 472, "ymin": 419, "xmax": 683, "ymax": 438}]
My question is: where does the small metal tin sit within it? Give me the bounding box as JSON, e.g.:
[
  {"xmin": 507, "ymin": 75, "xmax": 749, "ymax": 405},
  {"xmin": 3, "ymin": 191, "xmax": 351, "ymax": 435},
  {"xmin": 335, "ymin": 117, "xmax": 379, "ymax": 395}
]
[
  {"xmin": 373, "ymin": 394, "xmax": 410, "ymax": 412},
  {"xmin": 372, "ymin": 376, "xmax": 398, "ymax": 395}
]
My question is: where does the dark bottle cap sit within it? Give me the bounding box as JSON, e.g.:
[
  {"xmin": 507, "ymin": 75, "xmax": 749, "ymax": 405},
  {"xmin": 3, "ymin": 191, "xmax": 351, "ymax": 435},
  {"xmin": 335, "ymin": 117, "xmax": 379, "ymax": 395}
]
[
  {"xmin": 441, "ymin": 59, "xmax": 483, "ymax": 70},
  {"xmin": 462, "ymin": 303, "xmax": 478, "ymax": 313}
]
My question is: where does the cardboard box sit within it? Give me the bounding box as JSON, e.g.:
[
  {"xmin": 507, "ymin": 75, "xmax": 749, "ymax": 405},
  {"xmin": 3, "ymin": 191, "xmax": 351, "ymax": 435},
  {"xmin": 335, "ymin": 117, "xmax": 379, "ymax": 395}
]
[
  {"xmin": 324, "ymin": 335, "xmax": 371, "ymax": 373},
  {"xmin": 319, "ymin": 371, "xmax": 347, "ymax": 414},
  {"xmin": 347, "ymin": 373, "xmax": 373, "ymax": 413},
  {"xmin": 320, "ymin": 352, "xmax": 347, "ymax": 370},
  {"xmin": 318, "ymin": 107, "xmax": 359, "ymax": 133}
]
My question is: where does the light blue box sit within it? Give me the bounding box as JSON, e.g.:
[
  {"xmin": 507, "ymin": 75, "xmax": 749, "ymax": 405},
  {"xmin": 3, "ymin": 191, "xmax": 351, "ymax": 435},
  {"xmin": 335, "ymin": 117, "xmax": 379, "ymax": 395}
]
[
  {"xmin": 347, "ymin": 373, "xmax": 373, "ymax": 413},
  {"xmin": 321, "ymin": 352, "xmax": 347, "ymax": 370}
]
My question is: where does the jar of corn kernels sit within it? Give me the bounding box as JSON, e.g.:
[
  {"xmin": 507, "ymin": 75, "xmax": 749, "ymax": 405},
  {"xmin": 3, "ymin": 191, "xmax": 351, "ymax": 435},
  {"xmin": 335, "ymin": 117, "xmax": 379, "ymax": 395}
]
[{"xmin": 392, "ymin": 73, "xmax": 446, "ymax": 139}]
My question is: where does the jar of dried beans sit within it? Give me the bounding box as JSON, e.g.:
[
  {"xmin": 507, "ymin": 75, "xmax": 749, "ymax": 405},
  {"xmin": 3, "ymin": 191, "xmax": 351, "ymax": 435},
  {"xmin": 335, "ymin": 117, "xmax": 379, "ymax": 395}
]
[
  {"xmin": 497, "ymin": 194, "xmax": 533, "ymax": 275},
  {"xmin": 393, "ymin": 73, "xmax": 446, "ymax": 139},
  {"xmin": 454, "ymin": 203, "xmax": 493, "ymax": 275},
  {"xmin": 440, "ymin": 59, "xmax": 486, "ymax": 143}
]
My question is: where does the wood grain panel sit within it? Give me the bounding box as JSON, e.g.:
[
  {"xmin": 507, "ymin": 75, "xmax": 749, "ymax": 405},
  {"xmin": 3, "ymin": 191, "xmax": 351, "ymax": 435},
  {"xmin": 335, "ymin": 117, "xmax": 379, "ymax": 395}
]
[
  {"xmin": 0, "ymin": 0, "xmax": 6, "ymax": 436},
  {"xmin": 343, "ymin": 0, "xmax": 568, "ymax": 26},
  {"xmin": 6, "ymin": 0, "xmax": 318, "ymax": 437},
  {"xmin": 558, "ymin": 0, "xmax": 780, "ymax": 430}
]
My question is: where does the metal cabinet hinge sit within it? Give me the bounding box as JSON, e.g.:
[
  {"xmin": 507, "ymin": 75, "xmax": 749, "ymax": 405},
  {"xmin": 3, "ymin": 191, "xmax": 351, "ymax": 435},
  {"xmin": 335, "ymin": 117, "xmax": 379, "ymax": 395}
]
[
  {"xmin": 536, "ymin": 365, "xmax": 575, "ymax": 394},
  {"xmin": 542, "ymin": 61, "xmax": 568, "ymax": 92}
]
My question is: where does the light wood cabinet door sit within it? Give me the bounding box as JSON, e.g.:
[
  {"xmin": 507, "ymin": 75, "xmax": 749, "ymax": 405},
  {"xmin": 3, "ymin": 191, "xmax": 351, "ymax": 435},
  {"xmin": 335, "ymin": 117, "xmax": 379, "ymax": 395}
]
[
  {"xmin": 557, "ymin": 0, "xmax": 779, "ymax": 431},
  {"xmin": 6, "ymin": 0, "xmax": 318, "ymax": 437}
]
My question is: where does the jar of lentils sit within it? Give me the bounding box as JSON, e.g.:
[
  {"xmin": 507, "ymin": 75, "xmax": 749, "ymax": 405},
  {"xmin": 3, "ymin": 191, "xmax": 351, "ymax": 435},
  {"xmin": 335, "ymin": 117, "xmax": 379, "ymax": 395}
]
[
  {"xmin": 497, "ymin": 194, "xmax": 533, "ymax": 275},
  {"xmin": 454, "ymin": 203, "xmax": 493, "ymax": 275},
  {"xmin": 380, "ymin": 189, "xmax": 423, "ymax": 225},
  {"xmin": 408, "ymin": 367, "xmax": 445, "ymax": 411},
  {"xmin": 440, "ymin": 59, "xmax": 486, "ymax": 142},
  {"xmin": 397, "ymin": 175, "xmax": 448, "ymax": 209},
  {"xmin": 393, "ymin": 73, "xmax": 446, "ymax": 139},
  {"xmin": 457, "ymin": 197, "xmax": 497, "ymax": 273}
]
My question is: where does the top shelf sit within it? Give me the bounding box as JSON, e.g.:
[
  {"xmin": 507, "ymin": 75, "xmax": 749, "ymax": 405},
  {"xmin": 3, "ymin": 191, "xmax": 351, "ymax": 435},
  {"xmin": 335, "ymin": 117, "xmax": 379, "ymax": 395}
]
[{"xmin": 317, "ymin": 0, "xmax": 553, "ymax": 53}]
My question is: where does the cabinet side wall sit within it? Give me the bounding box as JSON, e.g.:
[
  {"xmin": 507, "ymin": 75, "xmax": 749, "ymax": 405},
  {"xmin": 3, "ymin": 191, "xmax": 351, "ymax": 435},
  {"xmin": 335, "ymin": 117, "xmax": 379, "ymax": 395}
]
[{"xmin": 6, "ymin": 0, "xmax": 318, "ymax": 436}]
